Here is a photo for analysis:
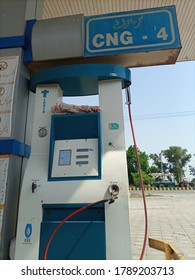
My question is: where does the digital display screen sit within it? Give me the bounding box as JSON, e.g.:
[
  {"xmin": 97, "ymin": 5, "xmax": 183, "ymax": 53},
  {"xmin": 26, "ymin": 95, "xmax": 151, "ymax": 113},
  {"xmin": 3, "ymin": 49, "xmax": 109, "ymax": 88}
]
[{"xmin": 58, "ymin": 150, "xmax": 72, "ymax": 166}]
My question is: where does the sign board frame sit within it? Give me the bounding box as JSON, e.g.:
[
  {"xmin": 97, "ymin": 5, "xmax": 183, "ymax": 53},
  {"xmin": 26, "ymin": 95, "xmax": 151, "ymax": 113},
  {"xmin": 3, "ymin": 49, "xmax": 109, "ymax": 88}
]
[{"xmin": 84, "ymin": 6, "xmax": 181, "ymax": 57}]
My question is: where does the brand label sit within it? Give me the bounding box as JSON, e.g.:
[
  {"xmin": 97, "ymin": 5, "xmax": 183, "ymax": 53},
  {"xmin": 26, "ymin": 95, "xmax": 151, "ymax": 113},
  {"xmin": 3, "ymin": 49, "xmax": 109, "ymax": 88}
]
[
  {"xmin": 41, "ymin": 89, "xmax": 49, "ymax": 113},
  {"xmin": 24, "ymin": 223, "xmax": 32, "ymax": 244}
]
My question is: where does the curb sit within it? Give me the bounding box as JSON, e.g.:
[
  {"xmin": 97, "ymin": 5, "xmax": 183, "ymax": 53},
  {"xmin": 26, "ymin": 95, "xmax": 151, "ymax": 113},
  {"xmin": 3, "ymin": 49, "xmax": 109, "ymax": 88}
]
[{"xmin": 129, "ymin": 186, "xmax": 195, "ymax": 191}]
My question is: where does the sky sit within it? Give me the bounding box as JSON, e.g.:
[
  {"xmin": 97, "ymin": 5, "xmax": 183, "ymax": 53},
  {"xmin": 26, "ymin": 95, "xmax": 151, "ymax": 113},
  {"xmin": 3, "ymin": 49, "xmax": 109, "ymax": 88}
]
[
  {"xmin": 64, "ymin": 60, "xmax": 195, "ymax": 180},
  {"xmin": 123, "ymin": 60, "xmax": 195, "ymax": 179}
]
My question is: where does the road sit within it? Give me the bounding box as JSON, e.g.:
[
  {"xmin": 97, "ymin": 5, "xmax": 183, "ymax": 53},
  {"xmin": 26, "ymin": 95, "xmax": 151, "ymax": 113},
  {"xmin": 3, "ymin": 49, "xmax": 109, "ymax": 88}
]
[{"xmin": 129, "ymin": 190, "xmax": 195, "ymax": 260}]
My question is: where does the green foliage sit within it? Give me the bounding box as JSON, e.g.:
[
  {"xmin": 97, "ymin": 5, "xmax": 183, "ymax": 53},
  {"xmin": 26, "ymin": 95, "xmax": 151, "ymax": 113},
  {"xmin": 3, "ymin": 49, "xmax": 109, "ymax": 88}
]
[
  {"xmin": 162, "ymin": 146, "xmax": 191, "ymax": 183},
  {"xmin": 148, "ymin": 165, "xmax": 159, "ymax": 173},
  {"xmin": 126, "ymin": 145, "xmax": 150, "ymax": 185},
  {"xmin": 126, "ymin": 145, "xmax": 192, "ymax": 185},
  {"xmin": 191, "ymin": 178, "xmax": 195, "ymax": 184},
  {"xmin": 189, "ymin": 165, "xmax": 195, "ymax": 177},
  {"xmin": 132, "ymin": 171, "xmax": 154, "ymax": 186},
  {"xmin": 149, "ymin": 153, "xmax": 168, "ymax": 173}
]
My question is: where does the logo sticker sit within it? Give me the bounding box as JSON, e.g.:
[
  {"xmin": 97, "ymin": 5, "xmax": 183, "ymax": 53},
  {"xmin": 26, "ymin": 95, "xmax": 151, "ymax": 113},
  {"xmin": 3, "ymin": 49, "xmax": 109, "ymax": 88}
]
[
  {"xmin": 109, "ymin": 123, "xmax": 119, "ymax": 130},
  {"xmin": 24, "ymin": 224, "xmax": 32, "ymax": 244},
  {"xmin": 41, "ymin": 89, "xmax": 49, "ymax": 113},
  {"xmin": 25, "ymin": 223, "xmax": 32, "ymax": 238}
]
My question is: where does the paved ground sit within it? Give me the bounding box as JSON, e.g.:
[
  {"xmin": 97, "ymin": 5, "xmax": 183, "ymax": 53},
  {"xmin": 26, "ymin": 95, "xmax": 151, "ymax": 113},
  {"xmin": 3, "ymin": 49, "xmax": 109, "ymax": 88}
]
[{"xmin": 129, "ymin": 190, "xmax": 195, "ymax": 260}]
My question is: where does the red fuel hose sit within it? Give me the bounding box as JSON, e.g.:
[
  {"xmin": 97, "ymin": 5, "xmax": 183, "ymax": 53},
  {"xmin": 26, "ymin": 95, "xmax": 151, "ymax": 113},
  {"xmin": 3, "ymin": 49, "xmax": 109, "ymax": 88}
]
[
  {"xmin": 43, "ymin": 198, "xmax": 110, "ymax": 260},
  {"xmin": 126, "ymin": 85, "xmax": 148, "ymax": 260}
]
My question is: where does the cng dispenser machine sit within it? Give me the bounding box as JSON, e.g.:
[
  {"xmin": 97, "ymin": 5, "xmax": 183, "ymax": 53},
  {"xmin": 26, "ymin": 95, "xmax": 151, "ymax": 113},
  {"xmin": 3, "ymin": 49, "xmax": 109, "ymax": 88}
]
[{"xmin": 15, "ymin": 64, "xmax": 132, "ymax": 260}]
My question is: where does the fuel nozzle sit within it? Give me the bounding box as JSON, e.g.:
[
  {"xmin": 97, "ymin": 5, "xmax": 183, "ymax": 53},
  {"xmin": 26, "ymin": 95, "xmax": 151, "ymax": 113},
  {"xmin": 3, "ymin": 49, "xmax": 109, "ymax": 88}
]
[{"xmin": 108, "ymin": 184, "xmax": 119, "ymax": 204}]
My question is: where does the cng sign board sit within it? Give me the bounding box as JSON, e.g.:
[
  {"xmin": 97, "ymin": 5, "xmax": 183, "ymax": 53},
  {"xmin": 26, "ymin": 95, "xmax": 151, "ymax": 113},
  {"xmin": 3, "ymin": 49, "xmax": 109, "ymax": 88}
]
[{"xmin": 84, "ymin": 6, "xmax": 181, "ymax": 56}]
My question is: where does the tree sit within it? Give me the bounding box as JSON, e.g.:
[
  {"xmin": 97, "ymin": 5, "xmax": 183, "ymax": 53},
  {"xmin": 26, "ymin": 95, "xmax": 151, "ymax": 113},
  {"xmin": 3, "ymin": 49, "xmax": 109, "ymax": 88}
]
[
  {"xmin": 162, "ymin": 146, "xmax": 191, "ymax": 183},
  {"xmin": 149, "ymin": 153, "xmax": 168, "ymax": 173},
  {"xmin": 189, "ymin": 166, "xmax": 195, "ymax": 184},
  {"xmin": 126, "ymin": 145, "xmax": 150, "ymax": 185},
  {"xmin": 191, "ymin": 178, "xmax": 195, "ymax": 184},
  {"xmin": 189, "ymin": 165, "xmax": 195, "ymax": 177},
  {"xmin": 149, "ymin": 165, "xmax": 159, "ymax": 174},
  {"xmin": 131, "ymin": 171, "xmax": 154, "ymax": 186}
]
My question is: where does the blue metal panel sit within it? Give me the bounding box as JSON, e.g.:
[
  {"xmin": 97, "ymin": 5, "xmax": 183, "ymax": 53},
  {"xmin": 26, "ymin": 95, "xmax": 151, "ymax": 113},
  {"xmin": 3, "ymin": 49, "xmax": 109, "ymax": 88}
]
[
  {"xmin": 39, "ymin": 204, "xmax": 106, "ymax": 260},
  {"xmin": 30, "ymin": 64, "xmax": 131, "ymax": 95},
  {"xmin": 23, "ymin": 19, "xmax": 36, "ymax": 62},
  {"xmin": 0, "ymin": 36, "xmax": 25, "ymax": 49},
  {"xmin": 84, "ymin": 6, "xmax": 181, "ymax": 57},
  {"xmin": 42, "ymin": 203, "xmax": 105, "ymax": 222},
  {"xmin": 0, "ymin": 139, "xmax": 31, "ymax": 157},
  {"xmin": 52, "ymin": 113, "xmax": 100, "ymax": 140}
]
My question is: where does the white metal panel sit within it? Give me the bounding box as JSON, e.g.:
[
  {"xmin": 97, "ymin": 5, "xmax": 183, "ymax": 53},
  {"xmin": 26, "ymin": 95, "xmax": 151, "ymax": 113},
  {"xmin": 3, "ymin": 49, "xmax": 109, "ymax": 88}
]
[
  {"xmin": 42, "ymin": 0, "xmax": 195, "ymax": 62},
  {"xmin": 99, "ymin": 79, "xmax": 131, "ymax": 259},
  {"xmin": 51, "ymin": 139, "xmax": 99, "ymax": 178},
  {"xmin": 32, "ymin": 14, "xmax": 83, "ymax": 60}
]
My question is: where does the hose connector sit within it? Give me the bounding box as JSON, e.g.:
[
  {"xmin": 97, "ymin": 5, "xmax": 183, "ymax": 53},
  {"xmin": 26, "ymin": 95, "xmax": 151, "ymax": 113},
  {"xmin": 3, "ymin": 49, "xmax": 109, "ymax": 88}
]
[{"xmin": 108, "ymin": 184, "xmax": 119, "ymax": 204}]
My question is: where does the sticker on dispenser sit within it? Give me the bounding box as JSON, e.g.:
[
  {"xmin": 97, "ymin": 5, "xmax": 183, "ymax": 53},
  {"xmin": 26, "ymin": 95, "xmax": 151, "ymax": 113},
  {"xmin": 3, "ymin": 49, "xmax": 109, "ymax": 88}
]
[
  {"xmin": 109, "ymin": 123, "xmax": 119, "ymax": 130},
  {"xmin": 23, "ymin": 223, "xmax": 32, "ymax": 244}
]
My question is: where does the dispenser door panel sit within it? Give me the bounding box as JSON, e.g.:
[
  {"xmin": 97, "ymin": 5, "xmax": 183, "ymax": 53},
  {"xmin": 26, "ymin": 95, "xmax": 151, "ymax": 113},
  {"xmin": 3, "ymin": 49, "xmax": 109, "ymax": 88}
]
[{"xmin": 39, "ymin": 204, "xmax": 106, "ymax": 260}]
